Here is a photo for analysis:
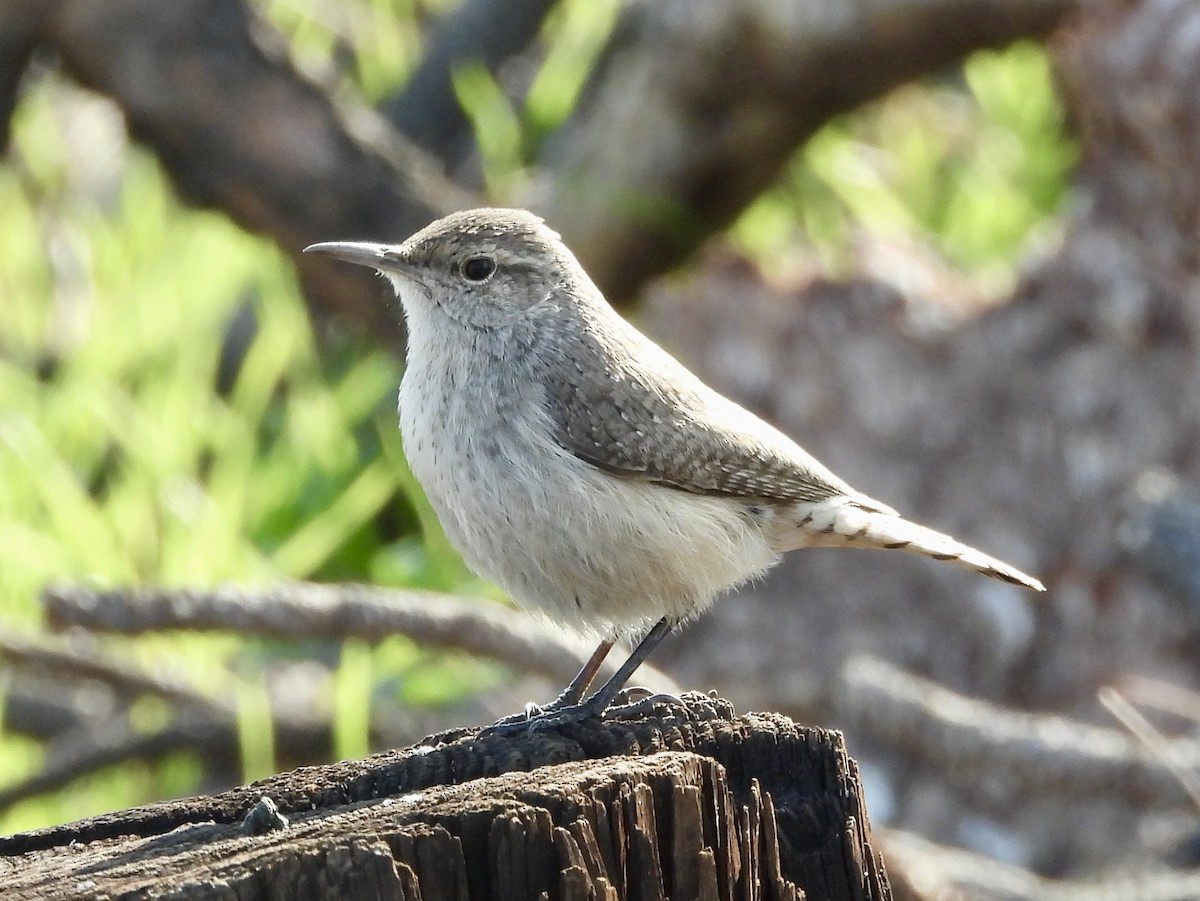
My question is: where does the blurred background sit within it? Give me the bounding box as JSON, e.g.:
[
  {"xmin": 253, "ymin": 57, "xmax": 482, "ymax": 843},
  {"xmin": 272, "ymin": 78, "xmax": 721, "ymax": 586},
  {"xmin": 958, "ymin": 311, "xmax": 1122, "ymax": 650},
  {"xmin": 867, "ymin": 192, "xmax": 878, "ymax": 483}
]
[{"xmin": 3, "ymin": 0, "xmax": 1200, "ymax": 896}]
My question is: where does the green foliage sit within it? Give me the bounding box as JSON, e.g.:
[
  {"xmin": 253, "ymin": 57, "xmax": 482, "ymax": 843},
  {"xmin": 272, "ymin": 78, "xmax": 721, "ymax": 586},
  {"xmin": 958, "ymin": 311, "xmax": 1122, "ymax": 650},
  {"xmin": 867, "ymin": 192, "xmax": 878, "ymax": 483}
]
[
  {"xmin": 331, "ymin": 641, "xmax": 373, "ymax": 761},
  {"xmin": 449, "ymin": 0, "xmax": 621, "ymax": 197},
  {"xmin": 731, "ymin": 41, "xmax": 1075, "ymax": 295},
  {"xmin": 265, "ymin": 0, "xmax": 425, "ymax": 101},
  {"xmin": 452, "ymin": 62, "xmax": 525, "ymax": 197},
  {"xmin": 524, "ymin": 0, "xmax": 622, "ymax": 143},
  {"xmin": 236, "ymin": 674, "xmax": 278, "ymax": 782},
  {"xmin": 0, "ymin": 71, "xmax": 477, "ymax": 833},
  {"xmin": 0, "ymin": 151, "xmax": 409, "ymax": 597}
]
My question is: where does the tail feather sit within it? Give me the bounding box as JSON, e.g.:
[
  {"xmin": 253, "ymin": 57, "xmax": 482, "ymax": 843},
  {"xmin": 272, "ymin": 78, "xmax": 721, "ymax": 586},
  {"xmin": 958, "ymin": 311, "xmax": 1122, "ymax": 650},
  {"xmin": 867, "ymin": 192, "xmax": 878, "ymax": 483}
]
[{"xmin": 793, "ymin": 498, "xmax": 1045, "ymax": 591}]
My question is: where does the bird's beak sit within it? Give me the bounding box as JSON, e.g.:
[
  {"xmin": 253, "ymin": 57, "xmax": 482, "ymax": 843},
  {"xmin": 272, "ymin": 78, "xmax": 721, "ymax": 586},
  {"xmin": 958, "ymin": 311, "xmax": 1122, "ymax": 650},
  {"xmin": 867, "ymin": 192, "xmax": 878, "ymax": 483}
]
[
  {"xmin": 303, "ymin": 241, "xmax": 419, "ymax": 279},
  {"xmin": 303, "ymin": 241, "xmax": 389, "ymax": 267}
]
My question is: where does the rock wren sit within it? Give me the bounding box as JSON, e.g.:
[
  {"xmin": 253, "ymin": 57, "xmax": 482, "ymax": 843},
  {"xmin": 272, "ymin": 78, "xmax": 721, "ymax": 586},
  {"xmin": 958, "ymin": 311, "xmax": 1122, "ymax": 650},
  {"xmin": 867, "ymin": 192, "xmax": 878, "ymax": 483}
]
[{"xmin": 305, "ymin": 208, "xmax": 1044, "ymax": 729}]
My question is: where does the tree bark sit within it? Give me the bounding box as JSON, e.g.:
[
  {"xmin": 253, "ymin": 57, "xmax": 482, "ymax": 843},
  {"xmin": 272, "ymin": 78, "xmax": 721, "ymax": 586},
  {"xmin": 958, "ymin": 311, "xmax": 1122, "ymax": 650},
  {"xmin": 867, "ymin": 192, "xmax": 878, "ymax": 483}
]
[{"xmin": 1, "ymin": 698, "xmax": 892, "ymax": 901}]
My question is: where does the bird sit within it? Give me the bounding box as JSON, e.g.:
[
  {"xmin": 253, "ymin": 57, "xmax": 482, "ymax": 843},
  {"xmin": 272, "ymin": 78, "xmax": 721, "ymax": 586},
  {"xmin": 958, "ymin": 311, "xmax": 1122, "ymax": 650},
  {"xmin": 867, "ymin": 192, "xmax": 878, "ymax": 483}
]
[{"xmin": 304, "ymin": 208, "xmax": 1044, "ymax": 730}]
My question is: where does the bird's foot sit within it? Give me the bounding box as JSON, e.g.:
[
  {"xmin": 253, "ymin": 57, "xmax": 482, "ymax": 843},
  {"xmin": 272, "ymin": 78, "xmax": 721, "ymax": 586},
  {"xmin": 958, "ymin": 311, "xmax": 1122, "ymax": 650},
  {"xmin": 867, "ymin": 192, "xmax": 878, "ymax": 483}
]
[
  {"xmin": 478, "ymin": 693, "xmax": 609, "ymax": 737},
  {"xmin": 478, "ymin": 619, "xmax": 679, "ymax": 737},
  {"xmin": 478, "ymin": 689, "xmax": 699, "ymax": 738}
]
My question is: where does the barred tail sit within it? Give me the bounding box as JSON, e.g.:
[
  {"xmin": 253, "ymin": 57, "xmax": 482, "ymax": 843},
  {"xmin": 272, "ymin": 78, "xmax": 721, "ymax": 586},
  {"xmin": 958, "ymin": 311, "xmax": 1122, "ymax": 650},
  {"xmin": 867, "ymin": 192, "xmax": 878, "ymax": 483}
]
[{"xmin": 793, "ymin": 498, "xmax": 1045, "ymax": 591}]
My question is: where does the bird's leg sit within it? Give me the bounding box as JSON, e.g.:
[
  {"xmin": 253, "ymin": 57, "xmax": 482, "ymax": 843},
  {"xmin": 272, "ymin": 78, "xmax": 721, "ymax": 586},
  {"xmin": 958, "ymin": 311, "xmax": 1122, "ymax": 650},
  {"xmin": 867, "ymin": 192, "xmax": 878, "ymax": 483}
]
[
  {"xmin": 482, "ymin": 619, "xmax": 675, "ymax": 734},
  {"xmin": 552, "ymin": 617, "xmax": 676, "ymax": 721},
  {"xmin": 554, "ymin": 638, "xmax": 616, "ymax": 707},
  {"xmin": 485, "ymin": 638, "xmax": 615, "ymax": 729}
]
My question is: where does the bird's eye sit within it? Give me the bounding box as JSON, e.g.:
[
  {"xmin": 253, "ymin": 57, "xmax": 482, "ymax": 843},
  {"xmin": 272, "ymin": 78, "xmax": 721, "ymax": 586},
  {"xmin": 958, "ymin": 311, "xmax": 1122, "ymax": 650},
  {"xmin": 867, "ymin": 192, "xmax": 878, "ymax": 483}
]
[{"xmin": 461, "ymin": 256, "xmax": 496, "ymax": 282}]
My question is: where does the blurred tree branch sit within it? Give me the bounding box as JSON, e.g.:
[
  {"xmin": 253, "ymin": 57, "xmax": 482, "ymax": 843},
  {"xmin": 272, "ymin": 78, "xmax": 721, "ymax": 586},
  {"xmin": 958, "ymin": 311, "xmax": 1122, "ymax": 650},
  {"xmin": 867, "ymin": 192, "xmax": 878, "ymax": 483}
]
[
  {"xmin": 41, "ymin": 582, "xmax": 678, "ymax": 692},
  {"xmin": 536, "ymin": 0, "xmax": 1073, "ymax": 299},
  {"xmin": 840, "ymin": 655, "xmax": 1199, "ymax": 808},
  {"xmin": 20, "ymin": 0, "xmax": 472, "ymax": 353},
  {"xmin": 0, "ymin": 584, "xmax": 681, "ymax": 815},
  {"xmin": 0, "ymin": 632, "xmax": 221, "ymax": 708},
  {"xmin": 1, "ymin": 0, "xmax": 1074, "ymax": 343},
  {"xmin": 0, "ymin": 632, "xmax": 463, "ymax": 812},
  {"xmin": 885, "ymin": 829, "xmax": 1200, "ymax": 901}
]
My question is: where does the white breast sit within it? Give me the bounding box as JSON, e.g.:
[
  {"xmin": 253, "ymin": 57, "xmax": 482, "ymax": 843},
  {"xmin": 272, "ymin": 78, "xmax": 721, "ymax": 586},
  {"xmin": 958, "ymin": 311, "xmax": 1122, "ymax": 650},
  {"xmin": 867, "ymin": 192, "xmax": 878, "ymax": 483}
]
[{"xmin": 397, "ymin": 303, "xmax": 779, "ymax": 638}]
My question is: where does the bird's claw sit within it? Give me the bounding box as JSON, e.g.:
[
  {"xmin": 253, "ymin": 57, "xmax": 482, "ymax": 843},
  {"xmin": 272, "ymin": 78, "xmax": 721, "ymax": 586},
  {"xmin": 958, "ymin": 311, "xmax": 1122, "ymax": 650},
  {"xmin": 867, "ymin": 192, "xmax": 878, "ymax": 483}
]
[
  {"xmin": 477, "ymin": 696, "xmax": 605, "ymax": 737},
  {"xmin": 602, "ymin": 691, "xmax": 690, "ymax": 720},
  {"xmin": 476, "ymin": 688, "xmax": 599, "ymax": 737}
]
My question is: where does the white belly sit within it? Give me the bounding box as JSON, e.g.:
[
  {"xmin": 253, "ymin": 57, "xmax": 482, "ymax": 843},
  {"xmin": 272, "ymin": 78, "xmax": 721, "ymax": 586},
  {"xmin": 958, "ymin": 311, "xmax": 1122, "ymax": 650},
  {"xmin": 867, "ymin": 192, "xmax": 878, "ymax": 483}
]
[{"xmin": 398, "ymin": 368, "xmax": 779, "ymax": 637}]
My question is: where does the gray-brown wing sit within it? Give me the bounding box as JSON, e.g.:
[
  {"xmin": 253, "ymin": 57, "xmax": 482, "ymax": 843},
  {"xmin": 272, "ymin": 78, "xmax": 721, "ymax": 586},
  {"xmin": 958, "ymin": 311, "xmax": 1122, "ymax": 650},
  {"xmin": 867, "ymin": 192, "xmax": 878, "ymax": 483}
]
[{"xmin": 544, "ymin": 327, "xmax": 858, "ymax": 504}]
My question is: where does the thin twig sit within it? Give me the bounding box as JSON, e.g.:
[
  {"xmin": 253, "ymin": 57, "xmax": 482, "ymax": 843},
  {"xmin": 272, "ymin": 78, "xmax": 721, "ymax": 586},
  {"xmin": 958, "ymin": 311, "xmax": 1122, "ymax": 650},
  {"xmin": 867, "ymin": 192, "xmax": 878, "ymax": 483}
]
[
  {"xmin": 1116, "ymin": 675, "xmax": 1200, "ymax": 725},
  {"xmin": 1099, "ymin": 686, "xmax": 1200, "ymax": 811}
]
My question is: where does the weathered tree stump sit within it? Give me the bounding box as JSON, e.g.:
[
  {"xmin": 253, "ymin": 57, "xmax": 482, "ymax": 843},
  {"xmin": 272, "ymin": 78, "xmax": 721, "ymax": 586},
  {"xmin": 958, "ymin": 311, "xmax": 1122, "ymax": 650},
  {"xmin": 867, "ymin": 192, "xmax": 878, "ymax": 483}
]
[{"xmin": 0, "ymin": 695, "xmax": 891, "ymax": 900}]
